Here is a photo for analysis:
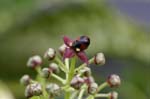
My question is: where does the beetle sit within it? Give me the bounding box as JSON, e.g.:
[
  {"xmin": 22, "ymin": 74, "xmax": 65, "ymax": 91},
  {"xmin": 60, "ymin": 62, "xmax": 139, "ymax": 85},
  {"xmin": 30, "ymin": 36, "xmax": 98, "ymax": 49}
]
[{"xmin": 71, "ymin": 36, "xmax": 90, "ymax": 52}]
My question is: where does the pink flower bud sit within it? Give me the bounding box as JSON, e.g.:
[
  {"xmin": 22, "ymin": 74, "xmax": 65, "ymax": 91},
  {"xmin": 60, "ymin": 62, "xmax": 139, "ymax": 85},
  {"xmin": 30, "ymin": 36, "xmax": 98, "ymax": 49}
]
[
  {"xmin": 25, "ymin": 83, "xmax": 42, "ymax": 98},
  {"xmin": 107, "ymin": 74, "xmax": 121, "ymax": 87},
  {"xmin": 20, "ymin": 74, "xmax": 31, "ymax": 86},
  {"xmin": 27, "ymin": 55, "xmax": 42, "ymax": 68},
  {"xmin": 58, "ymin": 44, "xmax": 67, "ymax": 56},
  {"xmin": 44, "ymin": 48, "xmax": 56, "ymax": 60},
  {"xmin": 80, "ymin": 67, "xmax": 91, "ymax": 77},
  {"xmin": 46, "ymin": 83, "xmax": 61, "ymax": 97},
  {"xmin": 70, "ymin": 76, "xmax": 84, "ymax": 89},
  {"xmin": 110, "ymin": 91, "xmax": 118, "ymax": 99},
  {"xmin": 49, "ymin": 63, "xmax": 60, "ymax": 74},
  {"xmin": 94, "ymin": 53, "xmax": 105, "ymax": 65},
  {"xmin": 41, "ymin": 68, "xmax": 51, "ymax": 78},
  {"xmin": 88, "ymin": 82, "xmax": 98, "ymax": 94},
  {"xmin": 83, "ymin": 76, "xmax": 95, "ymax": 85}
]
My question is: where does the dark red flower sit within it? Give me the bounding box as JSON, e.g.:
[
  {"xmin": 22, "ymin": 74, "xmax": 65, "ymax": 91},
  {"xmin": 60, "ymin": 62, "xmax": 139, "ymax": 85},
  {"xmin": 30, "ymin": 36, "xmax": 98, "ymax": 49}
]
[{"xmin": 63, "ymin": 36, "xmax": 90, "ymax": 64}]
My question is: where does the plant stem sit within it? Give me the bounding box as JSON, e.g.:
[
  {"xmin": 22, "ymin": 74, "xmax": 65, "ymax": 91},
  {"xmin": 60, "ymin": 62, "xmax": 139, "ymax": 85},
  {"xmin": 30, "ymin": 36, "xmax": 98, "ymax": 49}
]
[
  {"xmin": 65, "ymin": 58, "xmax": 69, "ymax": 80},
  {"xmin": 75, "ymin": 57, "xmax": 94, "ymax": 72},
  {"xmin": 65, "ymin": 58, "xmax": 69, "ymax": 70},
  {"xmin": 95, "ymin": 93, "xmax": 110, "ymax": 98},
  {"xmin": 78, "ymin": 84, "xmax": 87, "ymax": 99},
  {"xmin": 51, "ymin": 73, "xmax": 66, "ymax": 84},
  {"xmin": 87, "ymin": 95, "xmax": 94, "ymax": 99},
  {"xmin": 71, "ymin": 91, "xmax": 78, "ymax": 99},
  {"xmin": 97, "ymin": 82, "xmax": 108, "ymax": 92},
  {"xmin": 65, "ymin": 91, "xmax": 71, "ymax": 99},
  {"xmin": 67, "ymin": 57, "xmax": 76, "ymax": 84},
  {"xmin": 35, "ymin": 66, "xmax": 42, "ymax": 75},
  {"xmin": 55, "ymin": 56, "xmax": 68, "ymax": 72},
  {"xmin": 64, "ymin": 57, "xmax": 76, "ymax": 99}
]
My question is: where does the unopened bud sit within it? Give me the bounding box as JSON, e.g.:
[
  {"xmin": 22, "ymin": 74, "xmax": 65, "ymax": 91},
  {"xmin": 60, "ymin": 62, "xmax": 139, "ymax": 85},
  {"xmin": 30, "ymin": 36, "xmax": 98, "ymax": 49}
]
[
  {"xmin": 44, "ymin": 48, "xmax": 56, "ymax": 60},
  {"xmin": 107, "ymin": 74, "xmax": 121, "ymax": 87},
  {"xmin": 110, "ymin": 91, "xmax": 118, "ymax": 99},
  {"xmin": 46, "ymin": 83, "xmax": 61, "ymax": 97},
  {"xmin": 58, "ymin": 44, "xmax": 67, "ymax": 56},
  {"xmin": 94, "ymin": 53, "xmax": 105, "ymax": 65},
  {"xmin": 80, "ymin": 67, "xmax": 91, "ymax": 77},
  {"xmin": 20, "ymin": 74, "xmax": 31, "ymax": 86},
  {"xmin": 25, "ymin": 83, "xmax": 42, "ymax": 98},
  {"xmin": 70, "ymin": 76, "xmax": 84, "ymax": 90},
  {"xmin": 27, "ymin": 55, "xmax": 42, "ymax": 68},
  {"xmin": 88, "ymin": 83, "xmax": 98, "ymax": 94},
  {"xmin": 49, "ymin": 63, "xmax": 59, "ymax": 74},
  {"xmin": 41, "ymin": 68, "xmax": 51, "ymax": 78},
  {"xmin": 83, "ymin": 76, "xmax": 95, "ymax": 85}
]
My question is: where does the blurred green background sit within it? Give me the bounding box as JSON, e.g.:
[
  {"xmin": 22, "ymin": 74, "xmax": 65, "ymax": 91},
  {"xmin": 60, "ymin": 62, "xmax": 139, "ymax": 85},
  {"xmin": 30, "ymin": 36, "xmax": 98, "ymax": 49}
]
[{"xmin": 0, "ymin": 0, "xmax": 150, "ymax": 99}]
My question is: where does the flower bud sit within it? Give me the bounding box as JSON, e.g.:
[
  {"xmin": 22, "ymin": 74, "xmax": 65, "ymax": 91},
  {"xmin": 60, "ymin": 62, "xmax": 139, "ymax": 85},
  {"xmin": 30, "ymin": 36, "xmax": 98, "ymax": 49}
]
[
  {"xmin": 20, "ymin": 74, "xmax": 31, "ymax": 86},
  {"xmin": 110, "ymin": 91, "xmax": 118, "ymax": 99},
  {"xmin": 88, "ymin": 82, "xmax": 98, "ymax": 94},
  {"xmin": 49, "ymin": 63, "xmax": 60, "ymax": 74},
  {"xmin": 46, "ymin": 83, "xmax": 61, "ymax": 97},
  {"xmin": 58, "ymin": 44, "xmax": 67, "ymax": 56},
  {"xmin": 80, "ymin": 67, "xmax": 91, "ymax": 77},
  {"xmin": 107, "ymin": 74, "xmax": 121, "ymax": 87},
  {"xmin": 70, "ymin": 76, "xmax": 84, "ymax": 90},
  {"xmin": 94, "ymin": 53, "xmax": 105, "ymax": 65},
  {"xmin": 44, "ymin": 48, "xmax": 56, "ymax": 60},
  {"xmin": 27, "ymin": 55, "xmax": 42, "ymax": 68},
  {"xmin": 41, "ymin": 68, "xmax": 51, "ymax": 78},
  {"xmin": 25, "ymin": 83, "xmax": 42, "ymax": 98},
  {"xmin": 83, "ymin": 76, "xmax": 95, "ymax": 85}
]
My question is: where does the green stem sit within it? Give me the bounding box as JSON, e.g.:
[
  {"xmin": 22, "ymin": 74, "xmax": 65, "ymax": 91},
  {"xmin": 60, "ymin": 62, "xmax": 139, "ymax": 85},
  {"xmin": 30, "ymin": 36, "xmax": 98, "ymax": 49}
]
[
  {"xmin": 55, "ymin": 56, "xmax": 68, "ymax": 72},
  {"xmin": 65, "ymin": 58, "xmax": 70, "ymax": 80},
  {"xmin": 35, "ymin": 66, "xmax": 42, "ymax": 75},
  {"xmin": 86, "ymin": 95, "xmax": 94, "ymax": 99},
  {"xmin": 78, "ymin": 84, "xmax": 87, "ymax": 99},
  {"xmin": 75, "ymin": 57, "xmax": 94, "ymax": 72},
  {"xmin": 65, "ymin": 91, "xmax": 71, "ymax": 99},
  {"xmin": 95, "ymin": 93, "xmax": 110, "ymax": 98},
  {"xmin": 64, "ymin": 57, "xmax": 76, "ymax": 99},
  {"xmin": 61, "ymin": 85, "xmax": 74, "ymax": 92},
  {"xmin": 35, "ymin": 67, "xmax": 49, "ymax": 99},
  {"xmin": 51, "ymin": 73, "xmax": 66, "ymax": 84},
  {"xmin": 86, "ymin": 82, "xmax": 108, "ymax": 99},
  {"xmin": 65, "ymin": 58, "xmax": 69, "ymax": 70},
  {"xmin": 71, "ymin": 91, "xmax": 78, "ymax": 99},
  {"xmin": 97, "ymin": 82, "xmax": 108, "ymax": 92},
  {"xmin": 67, "ymin": 57, "xmax": 76, "ymax": 84}
]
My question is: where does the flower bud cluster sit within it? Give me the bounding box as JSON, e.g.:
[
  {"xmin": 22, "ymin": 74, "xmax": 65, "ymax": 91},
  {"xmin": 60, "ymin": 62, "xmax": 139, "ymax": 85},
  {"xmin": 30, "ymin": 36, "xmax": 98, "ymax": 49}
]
[{"xmin": 20, "ymin": 36, "xmax": 121, "ymax": 99}]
